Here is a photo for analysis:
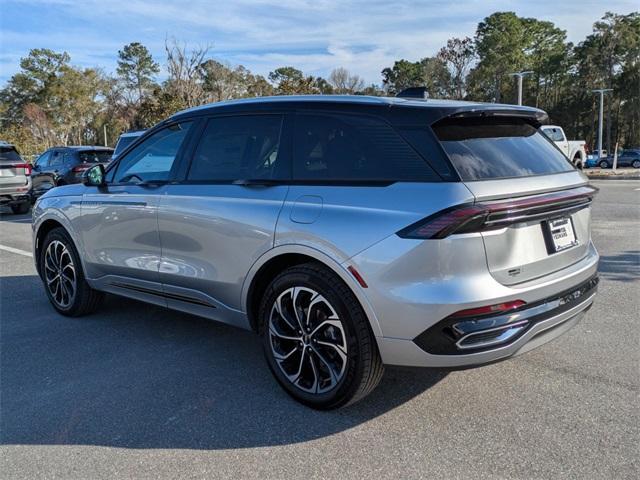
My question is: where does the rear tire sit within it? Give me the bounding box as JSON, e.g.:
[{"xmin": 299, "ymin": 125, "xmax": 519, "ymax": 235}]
[
  {"xmin": 599, "ymin": 160, "xmax": 609, "ymax": 168},
  {"xmin": 573, "ymin": 156, "xmax": 583, "ymax": 169},
  {"xmin": 632, "ymin": 160, "xmax": 640, "ymax": 169},
  {"xmin": 259, "ymin": 262, "xmax": 384, "ymax": 409},
  {"xmin": 39, "ymin": 227, "xmax": 103, "ymax": 316},
  {"xmin": 10, "ymin": 202, "xmax": 30, "ymax": 214}
]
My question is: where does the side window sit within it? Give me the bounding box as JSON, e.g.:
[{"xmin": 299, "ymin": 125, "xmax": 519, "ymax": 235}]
[
  {"xmin": 35, "ymin": 151, "xmax": 51, "ymax": 168},
  {"xmin": 187, "ymin": 115, "xmax": 284, "ymax": 181},
  {"xmin": 293, "ymin": 113, "xmax": 437, "ymax": 182},
  {"xmin": 49, "ymin": 151, "xmax": 64, "ymax": 167},
  {"xmin": 63, "ymin": 151, "xmax": 76, "ymax": 163},
  {"xmin": 114, "ymin": 122, "xmax": 192, "ymax": 183}
]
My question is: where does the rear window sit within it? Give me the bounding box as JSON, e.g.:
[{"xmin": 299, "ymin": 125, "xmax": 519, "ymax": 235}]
[
  {"xmin": 114, "ymin": 135, "xmax": 139, "ymax": 156},
  {"xmin": 0, "ymin": 146, "xmax": 22, "ymax": 162},
  {"xmin": 293, "ymin": 113, "xmax": 438, "ymax": 182},
  {"xmin": 78, "ymin": 150, "xmax": 113, "ymax": 163},
  {"xmin": 432, "ymin": 117, "xmax": 574, "ymax": 181}
]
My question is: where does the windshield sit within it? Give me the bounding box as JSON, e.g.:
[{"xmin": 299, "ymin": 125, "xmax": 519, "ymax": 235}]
[
  {"xmin": 78, "ymin": 150, "xmax": 113, "ymax": 163},
  {"xmin": 433, "ymin": 117, "xmax": 574, "ymax": 181},
  {"xmin": 0, "ymin": 146, "xmax": 23, "ymax": 162}
]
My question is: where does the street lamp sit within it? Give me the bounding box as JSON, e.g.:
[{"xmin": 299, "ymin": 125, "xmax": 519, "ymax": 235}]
[
  {"xmin": 509, "ymin": 71, "xmax": 534, "ymax": 106},
  {"xmin": 591, "ymin": 89, "xmax": 613, "ymax": 159}
]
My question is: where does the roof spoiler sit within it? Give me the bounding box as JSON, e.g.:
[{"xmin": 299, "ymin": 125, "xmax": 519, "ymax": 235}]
[{"xmin": 439, "ymin": 108, "xmax": 549, "ymax": 127}]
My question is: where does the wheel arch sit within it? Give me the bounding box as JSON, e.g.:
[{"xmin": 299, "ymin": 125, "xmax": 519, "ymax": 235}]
[{"xmin": 242, "ymin": 245, "xmax": 383, "ymax": 337}]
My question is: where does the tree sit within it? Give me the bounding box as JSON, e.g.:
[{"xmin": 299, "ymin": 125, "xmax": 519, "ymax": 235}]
[
  {"xmin": 164, "ymin": 39, "xmax": 209, "ymax": 108},
  {"xmin": 437, "ymin": 37, "xmax": 475, "ymax": 99},
  {"xmin": 268, "ymin": 67, "xmax": 326, "ymax": 94},
  {"xmin": 381, "ymin": 58, "xmax": 452, "ymax": 98},
  {"xmin": 116, "ymin": 42, "xmax": 159, "ymax": 106},
  {"xmin": 468, "ymin": 12, "xmax": 528, "ymax": 102},
  {"xmin": 329, "ymin": 67, "xmax": 365, "ymax": 94}
]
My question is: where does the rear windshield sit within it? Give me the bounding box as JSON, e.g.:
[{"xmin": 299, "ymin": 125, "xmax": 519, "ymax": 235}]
[
  {"xmin": 432, "ymin": 117, "xmax": 574, "ymax": 181},
  {"xmin": 0, "ymin": 146, "xmax": 22, "ymax": 162},
  {"xmin": 113, "ymin": 135, "xmax": 139, "ymax": 156},
  {"xmin": 78, "ymin": 150, "xmax": 113, "ymax": 163}
]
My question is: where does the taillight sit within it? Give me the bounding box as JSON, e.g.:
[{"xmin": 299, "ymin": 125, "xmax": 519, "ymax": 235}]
[
  {"xmin": 15, "ymin": 163, "xmax": 32, "ymax": 175},
  {"xmin": 397, "ymin": 185, "xmax": 598, "ymax": 239},
  {"xmin": 449, "ymin": 300, "xmax": 526, "ymax": 319},
  {"xmin": 73, "ymin": 164, "xmax": 90, "ymax": 173}
]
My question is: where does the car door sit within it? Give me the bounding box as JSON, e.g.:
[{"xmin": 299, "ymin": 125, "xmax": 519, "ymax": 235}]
[
  {"xmin": 157, "ymin": 113, "xmax": 290, "ymax": 327},
  {"xmin": 80, "ymin": 121, "xmax": 195, "ymax": 304}
]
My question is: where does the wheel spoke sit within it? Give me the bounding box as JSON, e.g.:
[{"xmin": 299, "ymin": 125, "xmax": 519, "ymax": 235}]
[
  {"xmin": 311, "ymin": 345, "xmax": 339, "ymax": 385},
  {"xmin": 310, "ymin": 319, "xmax": 343, "ymax": 338},
  {"xmin": 269, "ymin": 323, "xmax": 302, "ymax": 341}
]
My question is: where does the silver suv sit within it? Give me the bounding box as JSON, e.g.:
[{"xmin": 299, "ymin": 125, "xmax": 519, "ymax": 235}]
[
  {"xmin": 0, "ymin": 142, "xmax": 32, "ymax": 214},
  {"xmin": 32, "ymin": 96, "xmax": 599, "ymax": 409}
]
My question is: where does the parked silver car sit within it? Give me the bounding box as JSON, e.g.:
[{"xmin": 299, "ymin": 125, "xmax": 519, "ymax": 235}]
[
  {"xmin": 0, "ymin": 141, "xmax": 32, "ymax": 214},
  {"xmin": 32, "ymin": 96, "xmax": 599, "ymax": 408}
]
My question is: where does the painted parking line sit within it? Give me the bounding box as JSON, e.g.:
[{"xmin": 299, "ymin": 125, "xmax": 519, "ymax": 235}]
[{"xmin": 0, "ymin": 244, "xmax": 33, "ymax": 257}]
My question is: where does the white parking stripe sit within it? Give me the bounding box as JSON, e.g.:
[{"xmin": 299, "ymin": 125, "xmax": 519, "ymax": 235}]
[{"xmin": 0, "ymin": 244, "xmax": 33, "ymax": 257}]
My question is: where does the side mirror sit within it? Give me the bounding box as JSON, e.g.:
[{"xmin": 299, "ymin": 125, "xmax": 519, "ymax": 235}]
[{"xmin": 83, "ymin": 164, "xmax": 106, "ymax": 187}]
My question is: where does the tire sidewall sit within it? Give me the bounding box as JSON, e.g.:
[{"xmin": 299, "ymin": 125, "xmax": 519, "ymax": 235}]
[{"xmin": 259, "ymin": 267, "xmax": 365, "ymax": 408}]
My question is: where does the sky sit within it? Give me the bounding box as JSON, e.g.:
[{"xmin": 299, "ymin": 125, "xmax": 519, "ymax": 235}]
[{"xmin": 0, "ymin": 0, "xmax": 638, "ymax": 86}]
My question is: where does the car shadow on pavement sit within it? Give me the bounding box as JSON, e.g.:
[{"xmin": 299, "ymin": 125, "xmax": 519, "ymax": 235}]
[
  {"xmin": 598, "ymin": 250, "xmax": 639, "ymax": 283},
  {"xmin": 0, "ymin": 275, "xmax": 447, "ymax": 451}
]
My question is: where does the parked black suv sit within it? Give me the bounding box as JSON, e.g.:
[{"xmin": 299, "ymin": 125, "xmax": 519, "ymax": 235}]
[{"xmin": 31, "ymin": 146, "xmax": 113, "ymax": 200}]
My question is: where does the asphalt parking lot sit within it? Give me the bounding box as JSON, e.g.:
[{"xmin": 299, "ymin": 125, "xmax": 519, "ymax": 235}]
[{"xmin": 0, "ymin": 180, "xmax": 638, "ymax": 479}]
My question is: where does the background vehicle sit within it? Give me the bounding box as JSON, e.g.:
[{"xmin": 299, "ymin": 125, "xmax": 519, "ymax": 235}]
[
  {"xmin": 540, "ymin": 125, "xmax": 587, "ymax": 168},
  {"xmin": 0, "ymin": 141, "xmax": 32, "ymax": 214},
  {"xmin": 112, "ymin": 131, "xmax": 145, "ymax": 159},
  {"xmin": 33, "ymin": 96, "xmax": 598, "ymax": 409},
  {"xmin": 31, "ymin": 146, "xmax": 113, "ymax": 200},
  {"xmin": 588, "ymin": 148, "xmax": 640, "ymax": 168}
]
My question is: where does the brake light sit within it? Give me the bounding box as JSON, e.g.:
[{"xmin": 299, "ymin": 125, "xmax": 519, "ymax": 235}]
[
  {"xmin": 72, "ymin": 164, "xmax": 90, "ymax": 173},
  {"xmin": 449, "ymin": 300, "xmax": 526, "ymax": 319},
  {"xmin": 15, "ymin": 163, "xmax": 32, "ymax": 175},
  {"xmin": 397, "ymin": 186, "xmax": 598, "ymax": 239}
]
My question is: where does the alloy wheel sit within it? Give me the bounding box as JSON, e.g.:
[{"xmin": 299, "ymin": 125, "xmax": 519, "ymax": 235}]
[
  {"xmin": 44, "ymin": 240, "xmax": 76, "ymax": 309},
  {"xmin": 268, "ymin": 286, "xmax": 348, "ymax": 394}
]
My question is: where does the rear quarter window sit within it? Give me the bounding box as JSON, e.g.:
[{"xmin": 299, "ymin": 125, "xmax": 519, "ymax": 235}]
[
  {"xmin": 432, "ymin": 117, "xmax": 574, "ymax": 181},
  {"xmin": 293, "ymin": 113, "xmax": 439, "ymax": 182}
]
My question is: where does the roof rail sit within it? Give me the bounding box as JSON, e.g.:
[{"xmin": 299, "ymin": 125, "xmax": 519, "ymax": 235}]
[{"xmin": 396, "ymin": 87, "xmax": 429, "ymax": 99}]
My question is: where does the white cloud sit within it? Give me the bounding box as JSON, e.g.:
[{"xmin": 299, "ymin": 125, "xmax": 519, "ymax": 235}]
[{"xmin": 1, "ymin": 0, "xmax": 638, "ymax": 85}]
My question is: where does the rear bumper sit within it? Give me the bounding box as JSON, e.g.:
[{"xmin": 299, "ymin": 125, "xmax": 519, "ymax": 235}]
[
  {"xmin": 351, "ymin": 234, "xmax": 599, "ymax": 368},
  {"xmin": 378, "ymin": 293, "xmax": 593, "ymax": 368}
]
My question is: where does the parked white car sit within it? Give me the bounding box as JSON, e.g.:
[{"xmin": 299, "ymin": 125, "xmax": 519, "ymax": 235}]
[{"xmin": 541, "ymin": 125, "xmax": 587, "ymax": 169}]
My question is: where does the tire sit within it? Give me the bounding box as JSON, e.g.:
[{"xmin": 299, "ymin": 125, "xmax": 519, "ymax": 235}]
[
  {"xmin": 573, "ymin": 156, "xmax": 583, "ymax": 169},
  {"xmin": 259, "ymin": 262, "xmax": 384, "ymax": 409},
  {"xmin": 10, "ymin": 202, "xmax": 30, "ymax": 214},
  {"xmin": 632, "ymin": 160, "xmax": 640, "ymax": 169},
  {"xmin": 599, "ymin": 160, "xmax": 609, "ymax": 168},
  {"xmin": 39, "ymin": 227, "xmax": 103, "ymax": 316}
]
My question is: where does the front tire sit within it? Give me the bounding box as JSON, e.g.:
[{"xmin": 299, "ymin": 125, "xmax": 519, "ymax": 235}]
[
  {"xmin": 599, "ymin": 160, "xmax": 609, "ymax": 168},
  {"xmin": 632, "ymin": 160, "xmax": 640, "ymax": 169},
  {"xmin": 259, "ymin": 263, "xmax": 384, "ymax": 409},
  {"xmin": 39, "ymin": 227, "xmax": 103, "ymax": 316}
]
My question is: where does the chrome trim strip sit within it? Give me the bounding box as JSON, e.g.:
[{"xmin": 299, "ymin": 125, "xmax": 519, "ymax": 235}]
[{"xmin": 456, "ymin": 320, "xmax": 529, "ymax": 350}]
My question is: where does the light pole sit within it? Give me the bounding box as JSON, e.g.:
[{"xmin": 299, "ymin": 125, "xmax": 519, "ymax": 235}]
[
  {"xmin": 509, "ymin": 71, "xmax": 533, "ymax": 105},
  {"xmin": 591, "ymin": 89, "xmax": 613, "ymax": 159}
]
